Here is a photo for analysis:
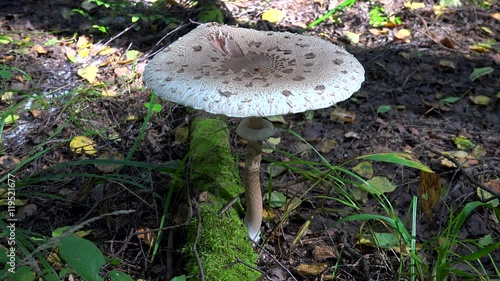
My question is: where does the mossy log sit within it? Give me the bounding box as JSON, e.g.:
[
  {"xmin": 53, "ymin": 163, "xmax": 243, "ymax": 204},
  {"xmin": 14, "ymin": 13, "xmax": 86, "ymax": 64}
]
[{"xmin": 186, "ymin": 114, "xmax": 260, "ymax": 280}]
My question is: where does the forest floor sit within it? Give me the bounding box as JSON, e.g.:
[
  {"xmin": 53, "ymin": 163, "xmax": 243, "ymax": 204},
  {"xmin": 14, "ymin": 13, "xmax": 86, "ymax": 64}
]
[{"xmin": 1, "ymin": 0, "xmax": 499, "ymax": 280}]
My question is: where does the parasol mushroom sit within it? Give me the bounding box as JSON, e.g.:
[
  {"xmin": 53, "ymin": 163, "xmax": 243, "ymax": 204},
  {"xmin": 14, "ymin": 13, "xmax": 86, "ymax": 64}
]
[{"xmin": 143, "ymin": 23, "xmax": 365, "ymax": 242}]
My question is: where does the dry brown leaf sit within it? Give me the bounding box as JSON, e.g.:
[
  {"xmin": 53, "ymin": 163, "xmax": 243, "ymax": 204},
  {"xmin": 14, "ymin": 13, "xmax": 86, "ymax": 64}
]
[
  {"xmin": 137, "ymin": 227, "xmax": 156, "ymax": 246},
  {"xmin": 418, "ymin": 171, "xmax": 441, "ymax": 220},
  {"xmin": 394, "ymin": 29, "xmax": 411, "ymax": 40},
  {"xmin": 440, "ymin": 37, "xmax": 455, "ymax": 48},
  {"xmin": 312, "ymin": 245, "xmax": 338, "ymax": 261},
  {"xmin": 330, "ymin": 108, "xmax": 356, "ymax": 123},
  {"xmin": 295, "ymin": 263, "xmax": 327, "ymax": 275},
  {"xmin": 31, "ymin": 44, "xmax": 47, "ymax": 54}
]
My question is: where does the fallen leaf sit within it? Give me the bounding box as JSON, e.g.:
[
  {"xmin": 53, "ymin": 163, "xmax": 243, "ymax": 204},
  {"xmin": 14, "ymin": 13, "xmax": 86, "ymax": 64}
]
[
  {"xmin": 295, "ymin": 263, "xmax": 327, "ymax": 276},
  {"xmin": 439, "ymin": 60, "xmax": 455, "ymax": 69},
  {"xmin": 30, "ymin": 109, "xmax": 41, "ymax": 118},
  {"xmin": 70, "ymin": 136, "xmax": 97, "ymax": 155},
  {"xmin": 344, "ymin": 131, "xmax": 359, "ymax": 139},
  {"xmin": 440, "ymin": 37, "xmax": 455, "ymax": 48},
  {"xmin": 352, "ymin": 161, "xmax": 373, "ymax": 179},
  {"xmin": 312, "ymin": 245, "xmax": 338, "ymax": 261},
  {"xmin": 77, "ymin": 47, "xmax": 90, "ymax": 58},
  {"xmin": 114, "ymin": 66, "xmax": 133, "ymax": 79},
  {"xmin": 263, "ymin": 137, "xmax": 280, "ymax": 153},
  {"xmin": 77, "ymin": 65, "xmax": 99, "ymax": 83},
  {"xmin": 262, "ymin": 8, "xmax": 286, "ymax": 23},
  {"xmin": 173, "ymin": 127, "xmax": 189, "ymax": 145},
  {"xmin": 136, "ymin": 227, "xmax": 156, "ymax": 246},
  {"xmin": 319, "ymin": 139, "xmax": 338, "ymax": 153},
  {"xmin": 4, "ymin": 114, "xmax": 19, "ymax": 125},
  {"xmin": 469, "ymin": 95, "xmax": 491, "ymax": 105},
  {"xmin": 76, "ymin": 35, "xmax": 90, "ymax": 48},
  {"xmin": 452, "ymin": 136, "xmax": 475, "ymax": 150},
  {"xmin": 16, "ymin": 203, "xmax": 37, "ymax": 221},
  {"xmin": 0, "ymin": 155, "xmax": 20, "ymax": 170},
  {"xmin": 419, "ymin": 171, "xmax": 441, "ymax": 220},
  {"xmin": 366, "ymin": 176, "xmax": 396, "ymax": 195},
  {"xmin": 266, "ymin": 115, "xmax": 287, "ymax": 124},
  {"xmin": 345, "ymin": 31, "xmax": 360, "ymax": 44},
  {"xmin": 31, "ymin": 44, "xmax": 47, "ymax": 54},
  {"xmin": 492, "ymin": 12, "xmax": 500, "ymax": 21},
  {"xmin": 101, "ymin": 88, "xmax": 118, "ymax": 97},
  {"xmin": 394, "ymin": 29, "xmax": 411, "ymax": 40},
  {"xmin": 94, "ymin": 152, "xmax": 124, "ymax": 173},
  {"xmin": 404, "ymin": 2, "xmax": 426, "ymax": 9},
  {"xmin": 477, "ymin": 179, "xmax": 499, "ymax": 207},
  {"xmin": 330, "ymin": 107, "xmax": 356, "ymax": 123},
  {"xmin": 471, "ymin": 146, "xmax": 486, "ymax": 159}
]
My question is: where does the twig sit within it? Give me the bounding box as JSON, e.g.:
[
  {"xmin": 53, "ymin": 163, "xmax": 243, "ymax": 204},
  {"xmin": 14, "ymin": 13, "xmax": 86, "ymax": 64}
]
[
  {"xmin": 143, "ymin": 22, "xmax": 191, "ymax": 60},
  {"xmin": 192, "ymin": 198, "xmax": 205, "ymax": 281},
  {"xmin": 341, "ymin": 233, "xmax": 373, "ymax": 281},
  {"xmin": 217, "ymin": 194, "xmax": 242, "ymax": 217},
  {"xmin": 234, "ymin": 256, "xmax": 265, "ymax": 274}
]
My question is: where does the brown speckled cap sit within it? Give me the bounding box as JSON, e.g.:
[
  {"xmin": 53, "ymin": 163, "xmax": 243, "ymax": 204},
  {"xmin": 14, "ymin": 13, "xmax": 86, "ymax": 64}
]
[{"xmin": 143, "ymin": 23, "xmax": 365, "ymax": 117}]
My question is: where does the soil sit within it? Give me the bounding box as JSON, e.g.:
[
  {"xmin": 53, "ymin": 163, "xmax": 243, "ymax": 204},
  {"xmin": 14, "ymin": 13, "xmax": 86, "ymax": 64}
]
[{"xmin": 1, "ymin": 0, "xmax": 499, "ymax": 280}]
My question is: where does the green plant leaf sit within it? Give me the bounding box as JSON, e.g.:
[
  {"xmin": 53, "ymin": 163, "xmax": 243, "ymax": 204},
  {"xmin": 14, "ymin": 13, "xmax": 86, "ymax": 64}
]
[
  {"xmin": 469, "ymin": 67, "xmax": 493, "ymax": 82},
  {"xmin": 171, "ymin": 275, "xmax": 187, "ymax": 281},
  {"xmin": 355, "ymin": 153, "xmax": 433, "ymax": 173},
  {"xmin": 439, "ymin": 96, "xmax": 460, "ymax": 106},
  {"xmin": 59, "ymin": 235, "xmax": 106, "ymax": 281},
  {"xmin": 109, "ymin": 270, "xmax": 134, "ymax": 281},
  {"xmin": 451, "ymin": 136, "xmax": 475, "ymax": 150},
  {"xmin": 372, "ymin": 232, "xmax": 400, "ymax": 248},
  {"xmin": 144, "ymin": 102, "xmax": 162, "ymax": 113},
  {"xmin": 268, "ymin": 191, "xmax": 287, "ymax": 208},
  {"xmin": 365, "ymin": 176, "xmax": 396, "ymax": 195},
  {"xmin": 456, "ymin": 242, "xmax": 500, "ymax": 262},
  {"xmin": 377, "ymin": 105, "xmax": 392, "ymax": 114}
]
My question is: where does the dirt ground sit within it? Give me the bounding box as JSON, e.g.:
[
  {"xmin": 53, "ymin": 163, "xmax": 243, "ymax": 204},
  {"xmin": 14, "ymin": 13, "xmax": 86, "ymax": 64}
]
[{"xmin": 1, "ymin": 0, "xmax": 499, "ymax": 280}]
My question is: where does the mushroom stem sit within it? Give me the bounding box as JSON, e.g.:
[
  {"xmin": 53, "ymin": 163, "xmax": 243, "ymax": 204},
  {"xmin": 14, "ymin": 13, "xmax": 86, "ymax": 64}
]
[
  {"xmin": 237, "ymin": 117, "xmax": 275, "ymax": 243},
  {"xmin": 243, "ymin": 139, "xmax": 263, "ymax": 243}
]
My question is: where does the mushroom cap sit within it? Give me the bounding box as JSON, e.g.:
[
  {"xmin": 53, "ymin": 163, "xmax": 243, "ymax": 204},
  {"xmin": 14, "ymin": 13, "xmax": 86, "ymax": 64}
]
[{"xmin": 143, "ymin": 23, "xmax": 365, "ymax": 118}]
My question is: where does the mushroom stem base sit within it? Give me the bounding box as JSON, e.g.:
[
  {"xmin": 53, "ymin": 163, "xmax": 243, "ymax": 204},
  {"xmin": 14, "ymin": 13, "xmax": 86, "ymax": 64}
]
[{"xmin": 243, "ymin": 139, "xmax": 264, "ymax": 243}]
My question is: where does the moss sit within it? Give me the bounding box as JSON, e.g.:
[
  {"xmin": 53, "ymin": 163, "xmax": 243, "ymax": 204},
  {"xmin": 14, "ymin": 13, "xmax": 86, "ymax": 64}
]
[{"xmin": 185, "ymin": 115, "xmax": 260, "ymax": 281}]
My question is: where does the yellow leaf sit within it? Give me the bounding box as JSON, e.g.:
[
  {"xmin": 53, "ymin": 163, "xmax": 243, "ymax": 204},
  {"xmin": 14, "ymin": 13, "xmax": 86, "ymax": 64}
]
[
  {"xmin": 262, "ymin": 8, "xmax": 286, "ymax": 23},
  {"xmin": 395, "ymin": 29, "xmax": 411, "ymax": 40},
  {"xmin": 70, "ymin": 136, "xmax": 97, "ymax": 155},
  {"xmin": 352, "ymin": 161, "xmax": 374, "ymax": 179},
  {"xmin": 78, "ymin": 47, "xmax": 90, "ymax": 58},
  {"xmin": 4, "ymin": 114, "xmax": 19, "ymax": 125},
  {"xmin": 345, "ymin": 31, "xmax": 360, "ymax": 44},
  {"xmin": 491, "ymin": 12, "xmax": 500, "ymax": 21},
  {"xmin": 404, "ymin": 2, "xmax": 426, "ymax": 9},
  {"xmin": 295, "ymin": 263, "xmax": 327, "ymax": 276},
  {"xmin": 77, "ymin": 65, "xmax": 99, "ymax": 83},
  {"xmin": 469, "ymin": 95, "xmax": 491, "ymax": 105},
  {"xmin": 101, "ymin": 88, "xmax": 118, "ymax": 97},
  {"xmin": 97, "ymin": 46, "xmax": 117, "ymax": 56}
]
